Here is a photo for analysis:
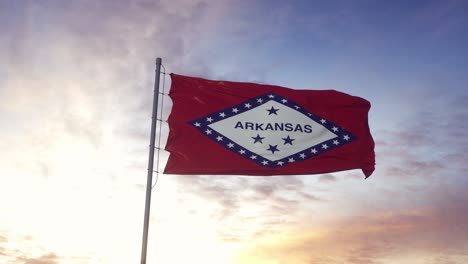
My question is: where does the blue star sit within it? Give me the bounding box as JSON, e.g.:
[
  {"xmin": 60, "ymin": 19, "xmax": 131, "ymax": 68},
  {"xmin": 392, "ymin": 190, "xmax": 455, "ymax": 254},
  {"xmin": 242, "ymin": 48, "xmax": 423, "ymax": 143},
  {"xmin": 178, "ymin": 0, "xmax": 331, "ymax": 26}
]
[
  {"xmin": 282, "ymin": 135, "xmax": 295, "ymax": 145},
  {"xmin": 267, "ymin": 106, "xmax": 279, "ymax": 115},
  {"xmin": 252, "ymin": 134, "xmax": 265, "ymax": 144},
  {"xmin": 267, "ymin": 144, "xmax": 279, "ymax": 154}
]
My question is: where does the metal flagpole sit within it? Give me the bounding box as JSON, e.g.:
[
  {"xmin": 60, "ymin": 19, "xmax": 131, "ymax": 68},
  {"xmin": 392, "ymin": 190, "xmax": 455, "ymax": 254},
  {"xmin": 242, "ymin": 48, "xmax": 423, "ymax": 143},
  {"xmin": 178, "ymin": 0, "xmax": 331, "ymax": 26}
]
[{"xmin": 141, "ymin": 57, "xmax": 162, "ymax": 264}]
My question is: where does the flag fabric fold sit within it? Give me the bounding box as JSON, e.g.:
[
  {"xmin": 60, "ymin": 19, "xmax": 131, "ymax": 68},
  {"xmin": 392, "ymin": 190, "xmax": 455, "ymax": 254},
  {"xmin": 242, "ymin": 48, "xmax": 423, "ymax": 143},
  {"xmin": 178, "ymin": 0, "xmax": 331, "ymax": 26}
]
[{"xmin": 164, "ymin": 74, "xmax": 375, "ymax": 178}]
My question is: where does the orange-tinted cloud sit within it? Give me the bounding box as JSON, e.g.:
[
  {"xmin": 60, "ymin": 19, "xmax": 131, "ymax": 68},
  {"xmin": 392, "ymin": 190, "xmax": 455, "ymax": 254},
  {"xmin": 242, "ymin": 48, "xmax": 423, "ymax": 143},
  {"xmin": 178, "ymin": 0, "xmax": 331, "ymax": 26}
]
[
  {"xmin": 234, "ymin": 187, "xmax": 468, "ymax": 264},
  {"xmin": 16, "ymin": 253, "xmax": 59, "ymax": 264}
]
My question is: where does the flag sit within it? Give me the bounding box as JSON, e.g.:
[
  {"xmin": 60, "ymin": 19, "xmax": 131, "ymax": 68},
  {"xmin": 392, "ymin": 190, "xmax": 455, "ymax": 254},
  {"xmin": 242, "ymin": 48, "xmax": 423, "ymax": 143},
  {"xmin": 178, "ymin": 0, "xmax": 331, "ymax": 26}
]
[{"xmin": 164, "ymin": 74, "xmax": 375, "ymax": 178}]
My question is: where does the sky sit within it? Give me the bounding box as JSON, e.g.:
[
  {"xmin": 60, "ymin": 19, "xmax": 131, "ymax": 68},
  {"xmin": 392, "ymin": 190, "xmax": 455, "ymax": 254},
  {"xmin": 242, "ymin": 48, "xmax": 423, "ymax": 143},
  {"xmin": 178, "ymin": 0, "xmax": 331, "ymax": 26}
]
[{"xmin": 1, "ymin": 0, "xmax": 468, "ymax": 263}]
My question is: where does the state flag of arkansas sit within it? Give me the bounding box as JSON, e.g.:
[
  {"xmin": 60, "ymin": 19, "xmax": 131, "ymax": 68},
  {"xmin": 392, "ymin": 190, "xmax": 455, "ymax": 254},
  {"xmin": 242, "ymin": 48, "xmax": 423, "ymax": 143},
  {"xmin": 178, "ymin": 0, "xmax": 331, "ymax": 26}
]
[{"xmin": 164, "ymin": 74, "xmax": 375, "ymax": 178}]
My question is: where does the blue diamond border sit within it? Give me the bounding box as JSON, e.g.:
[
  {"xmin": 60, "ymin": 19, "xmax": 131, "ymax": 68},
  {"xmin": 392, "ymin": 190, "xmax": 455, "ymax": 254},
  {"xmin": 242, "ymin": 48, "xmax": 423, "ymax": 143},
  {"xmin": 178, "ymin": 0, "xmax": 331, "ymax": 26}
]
[{"xmin": 188, "ymin": 93, "xmax": 357, "ymax": 168}]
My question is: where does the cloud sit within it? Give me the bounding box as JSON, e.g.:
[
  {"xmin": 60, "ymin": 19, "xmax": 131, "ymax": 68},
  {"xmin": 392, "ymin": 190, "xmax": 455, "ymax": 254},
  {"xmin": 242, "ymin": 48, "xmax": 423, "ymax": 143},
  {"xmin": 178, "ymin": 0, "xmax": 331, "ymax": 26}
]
[
  {"xmin": 319, "ymin": 174, "xmax": 337, "ymax": 183},
  {"xmin": 235, "ymin": 187, "xmax": 468, "ymax": 263},
  {"xmin": 1, "ymin": 2, "xmax": 467, "ymax": 264},
  {"xmin": 16, "ymin": 253, "xmax": 60, "ymax": 264},
  {"xmin": 374, "ymin": 87, "xmax": 468, "ymax": 183},
  {"xmin": 175, "ymin": 175, "xmax": 322, "ymax": 216},
  {"xmin": 0, "ymin": 233, "xmax": 64, "ymax": 264},
  {"xmin": 0, "ymin": 0, "xmax": 235, "ymax": 185},
  {"xmin": 173, "ymin": 175, "xmax": 325, "ymax": 243},
  {"xmin": 0, "ymin": 235, "xmax": 6, "ymax": 257},
  {"xmin": 0, "ymin": 2, "xmax": 236, "ymax": 262}
]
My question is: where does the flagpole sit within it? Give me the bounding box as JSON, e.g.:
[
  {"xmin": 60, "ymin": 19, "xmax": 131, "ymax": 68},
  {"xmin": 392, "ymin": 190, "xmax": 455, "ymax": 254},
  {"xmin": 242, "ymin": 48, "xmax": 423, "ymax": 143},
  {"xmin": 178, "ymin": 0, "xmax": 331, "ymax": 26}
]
[{"xmin": 141, "ymin": 57, "xmax": 162, "ymax": 264}]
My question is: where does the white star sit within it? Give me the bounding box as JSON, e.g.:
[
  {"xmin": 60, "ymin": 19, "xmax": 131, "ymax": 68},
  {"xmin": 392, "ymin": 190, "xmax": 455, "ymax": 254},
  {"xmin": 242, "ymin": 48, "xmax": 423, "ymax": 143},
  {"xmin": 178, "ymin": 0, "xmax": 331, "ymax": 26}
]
[
  {"xmin": 311, "ymin": 148, "xmax": 317, "ymax": 154},
  {"xmin": 257, "ymin": 98, "xmax": 264, "ymax": 103},
  {"xmin": 288, "ymin": 158, "xmax": 295, "ymax": 163},
  {"xmin": 219, "ymin": 112, "xmax": 226, "ymax": 118},
  {"xmin": 194, "ymin": 122, "xmax": 201, "ymax": 127},
  {"xmin": 343, "ymin": 135, "xmax": 350, "ymax": 141},
  {"xmin": 268, "ymin": 94, "xmax": 275, "ymax": 98},
  {"xmin": 277, "ymin": 161, "xmax": 284, "ymax": 166},
  {"xmin": 216, "ymin": 136, "xmax": 223, "ymax": 141},
  {"xmin": 261, "ymin": 160, "xmax": 269, "ymax": 165},
  {"xmin": 332, "ymin": 126, "xmax": 338, "ymax": 132},
  {"xmin": 281, "ymin": 99, "xmax": 287, "ymax": 103},
  {"xmin": 294, "ymin": 105, "xmax": 300, "ymax": 109},
  {"xmin": 333, "ymin": 140, "xmax": 339, "ymax": 145},
  {"xmin": 321, "ymin": 143, "xmax": 328, "ymax": 149},
  {"xmin": 205, "ymin": 129, "xmax": 212, "ymax": 135},
  {"xmin": 250, "ymin": 155, "xmax": 257, "ymax": 160},
  {"xmin": 239, "ymin": 149, "xmax": 246, "ymax": 154},
  {"xmin": 300, "ymin": 153, "xmax": 306, "ymax": 159},
  {"xmin": 308, "ymin": 113, "xmax": 312, "ymax": 116},
  {"xmin": 244, "ymin": 103, "xmax": 252, "ymax": 108},
  {"xmin": 206, "ymin": 117, "xmax": 213, "ymax": 122},
  {"xmin": 227, "ymin": 142, "xmax": 235, "ymax": 148},
  {"xmin": 320, "ymin": 119, "xmax": 326, "ymax": 124},
  {"xmin": 232, "ymin": 108, "xmax": 239, "ymax": 113}
]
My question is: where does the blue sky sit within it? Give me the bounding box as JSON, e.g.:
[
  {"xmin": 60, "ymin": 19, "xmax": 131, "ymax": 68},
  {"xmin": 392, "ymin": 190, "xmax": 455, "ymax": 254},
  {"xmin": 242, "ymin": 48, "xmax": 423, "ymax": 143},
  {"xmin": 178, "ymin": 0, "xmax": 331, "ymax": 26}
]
[{"xmin": 1, "ymin": 0, "xmax": 468, "ymax": 263}]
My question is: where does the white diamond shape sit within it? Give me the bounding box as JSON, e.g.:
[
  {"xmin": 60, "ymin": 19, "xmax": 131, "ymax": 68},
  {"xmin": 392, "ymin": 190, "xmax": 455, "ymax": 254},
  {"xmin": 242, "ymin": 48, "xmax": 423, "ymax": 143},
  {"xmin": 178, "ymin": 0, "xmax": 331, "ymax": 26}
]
[{"xmin": 208, "ymin": 100, "xmax": 337, "ymax": 161}]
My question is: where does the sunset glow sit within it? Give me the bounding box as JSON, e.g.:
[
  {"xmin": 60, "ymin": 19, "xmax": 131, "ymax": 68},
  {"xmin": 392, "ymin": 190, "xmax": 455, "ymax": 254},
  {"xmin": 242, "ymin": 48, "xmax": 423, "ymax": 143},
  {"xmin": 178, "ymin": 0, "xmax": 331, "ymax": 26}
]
[{"xmin": 1, "ymin": 0, "xmax": 468, "ymax": 263}]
